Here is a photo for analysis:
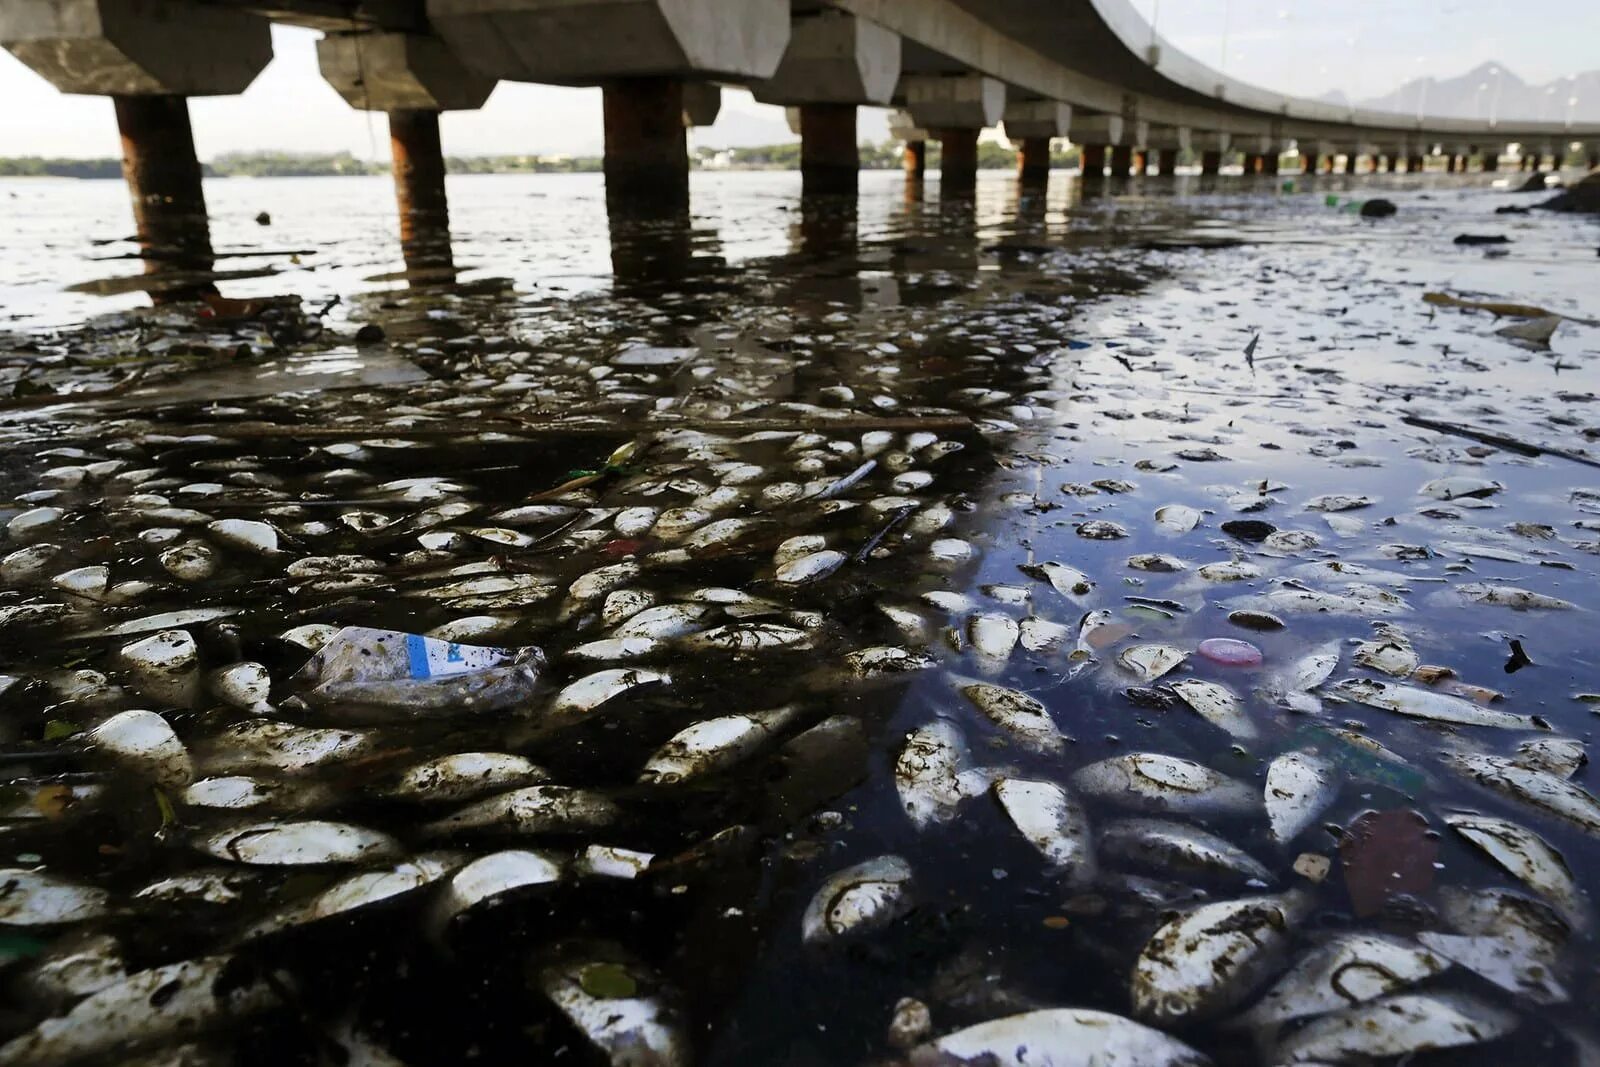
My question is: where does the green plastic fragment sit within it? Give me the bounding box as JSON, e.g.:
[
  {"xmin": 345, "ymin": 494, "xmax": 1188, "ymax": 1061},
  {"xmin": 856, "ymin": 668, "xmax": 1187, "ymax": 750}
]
[{"xmin": 578, "ymin": 962, "xmax": 638, "ymax": 999}]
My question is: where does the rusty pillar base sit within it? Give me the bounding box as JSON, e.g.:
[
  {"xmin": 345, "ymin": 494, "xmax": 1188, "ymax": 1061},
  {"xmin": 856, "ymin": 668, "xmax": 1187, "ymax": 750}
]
[
  {"xmin": 1131, "ymin": 150, "xmax": 1147, "ymax": 175},
  {"xmin": 1343, "ymin": 155, "xmax": 1358, "ymax": 174},
  {"xmin": 1017, "ymin": 136, "xmax": 1051, "ymax": 186},
  {"xmin": 113, "ymin": 94, "xmax": 216, "ymax": 303},
  {"xmin": 1408, "ymin": 156, "xmax": 1425, "ymax": 172},
  {"xmin": 1081, "ymin": 145, "xmax": 1107, "ymax": 176},
  {"xmin": 388, "ymin": 109, "xmax": 455, "ymax": 280},
  {"xmin": 903, "ymin": 140, "xmax": 926, "ymax": 179},
  {"xmin": 1200, "ymin": 150, "xmax": 1222, "ymax": 176},
  {"xmin": 1109, "ymin": 144, "xmax": 1133, "ymax": 177},
  {"xmin": 603, "ymin": 77, "xmax": 689, "ymax": 215},
  {"xmin": 1155, "ymin": 148, "xmax": 1177, "ymax": 174},
  {"xmin": 936, "ymin": 127, "xmax": 979, "ymax": 194},
  {"xmin": 799, "ymin": 103, "xmax": 858, "ymax": 196},
  {"xmin": 1301, "ymin": 154, "xmax": 1318, "ymax": 174}
]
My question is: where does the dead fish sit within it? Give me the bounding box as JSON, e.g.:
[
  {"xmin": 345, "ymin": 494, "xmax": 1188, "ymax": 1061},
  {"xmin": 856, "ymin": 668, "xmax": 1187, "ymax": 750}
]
[
  {"xmin": 1117, "ymin": 644, "xmax": 1186, "ymax": 683},
  {"xmin": 1248, "ymin": 583, "xmax": 1410, "ymax": 617},
  {"xmin": 381, "ymin": 752, "xmax": 550, "ymax": 804},
  {"xmin": 1018, "ymin": 616, "xmax": 1071, "ymax": 653},
  {"xmin": 1273, "ymin": 991, "xmax": 1517, "ymax": 1063},
  {"xmin": 548, "ymin": 669, "xmax": 669, "ymax": 723},
  {"xmin": 679, "ymin": 623, "xmax": 812, "ymax": 653},
  {"xmin": 1197, "ymin": 560, "xmax": 1262, "ymax": 583},
  {"xmin": 1456, "ymin": 583, "xmax": 1576, "ymax": 611},
  {"xmin": 0, "ymin": 953, "xmax": 284, "ymax": 1067},
  {"xmin": 1128, "ymin": 553, "xmax": 1188, "ymax": 572},
  {"xmin": 1155, "ymin": 505, "xmax": 1203, "ymax": 533},
  {"xmin": 180, "ymin": 776, "xmax": 332, "ymax": 813},
  {"xmin": 203, "ymin": 720, "xmax": 374, "ymax": 776},
  {"xmin": 242, "ymin": 853, "xmax": 462, "ymax": 941},
  {"xmin": 614, "ymin": 603, "xmax": 712, "ymax": 640},
  {"xmin": 958, "ymin": 682, "xmax": 1068, "ymax": 753},
  {"xmin": 1073, "ymin": 754, "xmax": 1257, "ymax": 816},
  {"xmin": 429, "ymin": 849, "xmax": 565, "ymax": 934},
  {"xmin": 1444, "ymin": 811, "xmax": 1588, "ymax": 927},
  {"xmin": 992, "ymin": 778, "xmax": 1094, "ymax": 884},
  {"xmin": 1305, "ymin": 493, "xmax": 1375, "ymax": 512},
  {"xmin": 894, "ymin": 721, "xmax": 992, "ymax": 830},
  {"xmin": 567, "ymin": 636, "xmax": 661, "ymax": 662},
  {"xmin": 115, "ymin": 630, "xmax": 201, "ymax": 708},
  {"xmin": 1439, "ymin": 886, "xmax": 1571, "ymax": 962},
  {"xmin": 801, "ymin": 855, "xmax": 914, "ymax": 944},
  {"xmin": 1077, "ymin": 520, "xmax": 1127, "ymax": 540},
  {"xmin": 206, "ymin": 518, "xmax": 281, "ymax": 555},
  {"xmin": 1019, "ymin": 561, "xmax": 1094, "ymax": 599},
  {"xmin": 562, "ymin": 562, "xmax": 641, "ymax": 617},
  {"xmin": 639, "ymin": 706, "xmax": 799, "ymax": 785},
  {"xmin": 538, "ymin": 947, "xmax": 687, "ymax": 1067},
  {"xmin": 843, "ymin": 646, "xmax": 936, "ymax": 678},
  {"xmin": 90, "ymin": 709, "xmax": 193, "ymax": 789},
  {"xmin": 1132, "ymin": 892, "xmax": 1308, "ymax": 1025},
  {"xmin": 422, "ymin": 785, "xmax": 618, "ymax": 837},
  {"xmin": 0, "ymin": 869, "xmax": 110, "ymax": 926},
  {"xmin": 1169, "ymin": 679, "xmax": 1255, "ymax": 739},
  {"xmin": 1236, "ymin": 932, "xmax": 1449, "ymax": 1029},
  {"xmin": 196, "ymin": 820, "xmax": 400, "ymax": 865},
  {"xmin": 1420, "ymin": 476, "xmax": 1503, "ymax": 501},
  {"xmin": 1416, "ymin": 931, "xmax": 1567, "ymax": 1004},
  {"xmin": 1101, "ymin": 818, "xmax": 1272, "ymax": 885},
  {"xmin": 1265, "ymin": 751, "xmax": 1338, "ymax": 844},
  {"xmin": 575, "ymin": 844, "xmax": 654, "ymax": 881},
  {"xmin": 1353, "ymin": 624, "xmax": 1418, "ymax": 677},
  {"xmin": 967, "ymin": 613, "xmax": 1020, "ymax": 668},
  {"xmin": 1335, "ymin": 678, "xmax": 1544, "ymax": 730},
  {"xmin": 206, "ymin": 662, "xmax": 273, "ymax": 716},
  {"xmin": 1515, "ymin": 737, "xmax": 1587, "ymax": 779},
  {"xmin": 909, "ymin": 1008, "xmax": 1210, "ymax": 1066},
  {"xmin": 1259, "ymin": 642, "xmax": 1340, "ymax": 713}
]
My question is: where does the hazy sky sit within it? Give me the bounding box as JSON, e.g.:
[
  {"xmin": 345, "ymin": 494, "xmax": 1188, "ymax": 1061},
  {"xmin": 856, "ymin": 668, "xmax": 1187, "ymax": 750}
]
[{"xmin": 0, "ymin": 2, "xmax": 1594, "ymax": 160}]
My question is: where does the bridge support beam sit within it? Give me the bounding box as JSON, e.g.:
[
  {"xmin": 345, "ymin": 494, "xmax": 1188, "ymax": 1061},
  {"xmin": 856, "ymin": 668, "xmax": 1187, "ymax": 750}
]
[
  {"xmin": 936, "ymin": 127, "xmax": 980, "ymax": 194},
  {"xmin": 387, "ymin": 109, "xmax": 454, "ymax": 274},
  {"xmin": 904, "ymin": 140, "xmax": 926, "ymax": 178},
  {"xmin": 798, "ymin": 103, "xmax": 859, "ymax": 195},
  {"xmin": 603, "ymin": 77, "xmax": 690, "ymax": 211},
  {"xmin": 112, "ymin": 94, "xmax": 214, "ymax": 298}
]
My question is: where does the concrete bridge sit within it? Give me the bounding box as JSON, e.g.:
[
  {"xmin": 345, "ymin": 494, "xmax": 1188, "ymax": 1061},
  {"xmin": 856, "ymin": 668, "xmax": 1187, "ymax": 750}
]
[{"xmin": 5, "ymin": 0, "xmax": 1599, "ymax": 294}]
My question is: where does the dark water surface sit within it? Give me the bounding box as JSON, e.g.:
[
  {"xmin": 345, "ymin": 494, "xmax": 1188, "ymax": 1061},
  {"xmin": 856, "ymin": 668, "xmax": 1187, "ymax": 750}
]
[{"xmin": 1, "ymin": 169, "xmax": 1600, "ymax": 1066}]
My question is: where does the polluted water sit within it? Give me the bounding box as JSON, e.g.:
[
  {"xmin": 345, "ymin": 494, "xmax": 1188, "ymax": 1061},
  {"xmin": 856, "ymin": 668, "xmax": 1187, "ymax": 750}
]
[{"xmin": 0, "ymin": 167, "xmax": 1599, "ymax": 1065}]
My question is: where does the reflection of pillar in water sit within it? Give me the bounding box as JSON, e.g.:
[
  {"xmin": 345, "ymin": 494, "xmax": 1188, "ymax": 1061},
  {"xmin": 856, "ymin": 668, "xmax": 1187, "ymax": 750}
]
[
  {"xmin": 607, "ymin": 201, "xmax": 693, "ymax": 294},
  {"xmin": 388, "ymin": 109, "xmax": 455, "ymax": 278},
  {"xmin": 603, "ymin": 77, "xmax": 689, "ymax": 214},
  {"xmin": 113, "ymin": 94, "xmax": 217, "ymax": 300}
]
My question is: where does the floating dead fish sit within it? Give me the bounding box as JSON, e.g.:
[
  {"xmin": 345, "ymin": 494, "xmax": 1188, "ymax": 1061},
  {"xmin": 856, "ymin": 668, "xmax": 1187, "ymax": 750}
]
[
  {"xmin": 1353, "ymin": 624, "xmax": 1418, "ymax": 677},
  {"xmin": 1259, "ymin": 642, "xmax": 1340, "ymax": 713},
  {"xmin": 614, "ymin": 604, "xmax": 712, "ymax": 640},
  {"xmin": 1515, "ymin": 737, "xmax": 1587, "ymax": 779},
  {"xmin": 537, "ymin": 947, "xmax": 688, "ymax": 1067},
  {"xmin": 429, "ymin": 849, "xmax": 565, "ymax": 934},
  {"xmin": 548, "ymin": 668, "xmax": 669, "ymax": 723},
  {"xmin": 1197, "ymin": 560, "xmax": 1261, "ymax": 583},
  {"xmin": 196, "ymin": 820, "xmax": 400, "ymax": 866},
  {"xmin": 1439, "ymin": 885, "xmax": 1571, "ymax": 962},
  {"xmin": 958, "ymin": 682, "xmax": 1068, "ymax": 752},
  {"xmin": 1019, "ymin": 561, "xmax": 1094, "ymax": 598},
  {"xmin": 1132, "ymin": 892, "xmax": 1308, "ymax": 1024},
  {"xmin": 1265, "ymin": 751, "xmax": 1338, "ymax": 843},
  {"xmin": 639, "ymin": 706, "xmax": 799, "ymax": 785},
  {"xmin": 1305, "ymin": 494, "xmax": 1375, "ymax": 512},
  {"xmin": 0, "ymin": 868, "xmax": 110, "ymax": 926},
  {"xmin": 1456, "ymin": 583, "xmax": 1577, "ymax": 610},
  {"xmin": 1155, "ymin": 505, "xmax": 1203, "ymax": 533},
  {"xmin": 895, "ymin": 721, "xmax": 992, "ymax": 830},
  {"xmin": 1128, "ymin": 553, "xmax": 1187, "ymax": 572},
  {"xmin": 1416, "ymin": 931, "xmax": 1567, "ymax": 1004},
  {"xmin": 204, "ymin": 720, "xmax": 374, "ymax": 776},
  {"xmin": 381, "ymin": 752, "xmax": 550, "ymax": 804},
  {"xmin": 1073, "ymin": 754, "xmax": 1257, "ymax": 816},
  {"xmin": 1101, "ymin": 818, "xmax": 1271, "ymax": 885},
  {"xmin": 206, "ymin": 662, "xmax": 273, "ymax": 716},
  {"xmin": 242, "ymin": 853, "xmax": 462, "ymax": 941},
  {"xmin": 1077, "ymin": 520, "xmax": 1128, "ymax": 540},
  {"xmin": 1420, "ymin": 476, "xmax": 1503, "ymax": 501},
  {"xmin": 1273, "ymin": 991, "xmax": 1518, "ymax": 1063},
  {"xmin": 115, "ymin": 629, "xmax": 201, "ymax": 708},
  {"xmin": 567, "ymin": 636, "xmax": 661, "ymax": 662},
  {"xmin": 1247, "ymin": 583, "xmax": 1410, "ymax": 617},
  {"xmin": 0, "ymin": 953, "xmax": 284, "ymax": 1067},
  {"xmin": 1236, "ymin": 932, "xmax": 1449, "ymax": 1029},
  {"xmin": 1335, "ymin": 678, "xmax": 1544, "ymax": 730},
  {"xmin": 90, "ymin": 709, "xmax": 193, "ymax": 788},
  {"xmin": 775, "ymin": 549, "xmax": 846, "ymax": 585},
  {"xmin": 206, "ymin": 518, "xmax": 280, "ymax": 555},
  {"xmin": 575, "ymin": 844, "xmax": 654, "ymax": 881},
  {"xmin": 180, "ymin": 776, "xmax": 331, "ymax": 813},
  {"xmin": 801, "ymin": 855, "xmax": 914, "ymax": 944},
  {"xmin": 1018, "ymin": 616, "xmax": 1071, "ymax": 653},
  {"xmin": 422, "ymin": 786, "xmax": 618, "ymax": 837},
  {"xmin": 910, "ymin": 1008, "xmax": 1210, "ymax": 1066},
  {"xmin": 843, "ymin": 646, "xmax": 935, "ymax": 677},
  {"xmin": 679, "ymin": 623, "xmax": 812, "ymax": 654},
  {"xmin": 1169, "ymin": 679, "xmax": 1255, "ymax": 739},
  {"xmin": 967, "ymin": 613, "xmax": 1020, "ymax": 668},
  {"xmin": 1117, "ymin": 644, "xmax": 1186, "ymax": 683},
  {"xmin": 992, "ymin": 778, "xmax": 1093, "ymax": 884},
  {"xmin": 1444, "ymin": 811, "xmax": 1588, "ymax": 926}
]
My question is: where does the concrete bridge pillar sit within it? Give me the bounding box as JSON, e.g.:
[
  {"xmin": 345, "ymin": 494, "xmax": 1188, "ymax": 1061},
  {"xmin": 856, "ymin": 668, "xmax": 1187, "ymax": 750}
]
[
  {"xmin": 754, "ymin": 10, "xmax": 899, "ymax": 195},
  {"xmin": 603, "ymin": 78, "xmax": 690, "ymax": 208},
  {"xmin": 1385, "ymin": 154, "xmax": 1399, "ymax": 173},
  {"xmin": 1588, "ymin": 146, "xmax": 1600, "ymax": 170},
  {"xmin": 904, "ymin": 74, "xmax": 1003, "ymax": 195},
  {"xmin": 888, "ymin": 110, "xmax": 929, "ymax": 182},
  {"xmin": 1155, "ymin": 148, "xmax": 1177, "ymax": 174},
  {"xmin": 1003, "ymin": 100, "xmax": 1068, "ymax": 189},
  {"xmin": 1342, "ymin": 152, "xmax": 1358, "ymax": 175},
  {"xmin": 1, "ymin": 0, "xmax": 272, "ymax": 301},
  {"xmin": 680, "ymin": 81, "xmax": 721, "ymax": 127},
  {"xmin": 1109, "ymin": 144, "xmax": 1134, "ymax": 177},
  {"xmin": 1482, "ymin": 147, "xmax": 1500, "ymax": 172},
  {"xmin": 318, "ymin": 31, "xmax": 495, "ymax": 277},
  {"xmin": 1200, "ymin": 150, "xmax": 1222, "ymax": 175},
  {"xmin": 1017, "ymin": 138, "xmax": 1051, "ymax": 185},
  {"xmin": 1408, "ymin": 154, "xmax": 1426, "ymax": 172},
  {"xmin": 1081, "ymin": 144, "xmax": 1107, "ymax": 176},
  {"xmin": 1262, "ymin": 152, "xmax": 1280, "ymax": 176},
  {"xmin": 1300, "ymin": 151, "xmax": 1318, "ymax": 174},
  {"xmin": 904, "ymin": 141, "xmax": 927, "ymax": 178}
]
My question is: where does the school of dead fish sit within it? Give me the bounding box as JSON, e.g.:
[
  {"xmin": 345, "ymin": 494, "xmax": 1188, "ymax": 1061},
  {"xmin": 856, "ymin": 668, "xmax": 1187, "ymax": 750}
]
[{"xmin": 1, "ymin": 181, "xmax": 1599, "ymax": 1066}]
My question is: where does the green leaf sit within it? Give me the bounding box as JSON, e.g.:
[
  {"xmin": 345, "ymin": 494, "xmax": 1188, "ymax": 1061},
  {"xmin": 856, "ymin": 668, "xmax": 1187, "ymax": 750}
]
[{"xmin": 577, "ymin": 962, "xmax": 637, "ymax": 999}]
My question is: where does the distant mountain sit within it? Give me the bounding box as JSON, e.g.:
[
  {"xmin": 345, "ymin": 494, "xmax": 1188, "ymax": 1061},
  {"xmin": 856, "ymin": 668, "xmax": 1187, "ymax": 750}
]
[{"xmin": 1351, "ymin": 62, "xmax": 1600, "ymax": 123}]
